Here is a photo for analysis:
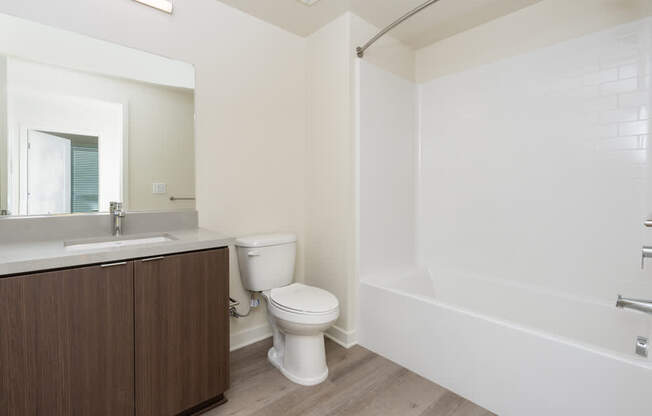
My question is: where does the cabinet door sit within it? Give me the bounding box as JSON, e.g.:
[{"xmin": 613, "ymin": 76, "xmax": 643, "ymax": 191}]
[
  {"xmin": 0, "ymin": 262, "xmax": 135, "ymax": 416},
  {"xmin": 135, "ymin": 248, "xmax": 229, "ymax": 416}
]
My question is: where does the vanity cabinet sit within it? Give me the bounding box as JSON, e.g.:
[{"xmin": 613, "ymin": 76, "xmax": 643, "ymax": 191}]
[
  {"xmin": 135, "ymin": 249, "xmax": 229, "ymax": 415},
  {"xmin": 0, "ymin": 261, "xmax": 135, "ymax": 415},
  {"xmin": 0, "ymin": 247, "xmax": 229, "ymax": 416}
]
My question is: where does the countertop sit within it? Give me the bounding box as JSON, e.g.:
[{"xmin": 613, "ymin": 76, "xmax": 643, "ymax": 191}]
[{"xmin": 0, "ymin": 228, "xmax": 233, "ymax": 276}]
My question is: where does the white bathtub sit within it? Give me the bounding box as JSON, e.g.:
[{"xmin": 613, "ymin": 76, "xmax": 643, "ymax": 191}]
[{"xmin": 358, "ymin": 268, "xmax": 652, "ymax": 415}]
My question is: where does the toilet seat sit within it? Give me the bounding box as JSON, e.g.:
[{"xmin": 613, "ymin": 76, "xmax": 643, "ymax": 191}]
[
  {"xmin": 265, "ymin": 283, "xmax": 339, "ymax": 325},
  {"xmin": 270, "ymin": 283, "xmax": 339, "ymax": 315}
]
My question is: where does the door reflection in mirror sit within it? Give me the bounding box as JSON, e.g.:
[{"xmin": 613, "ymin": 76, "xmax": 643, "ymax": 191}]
[{"xmin": 24, "ymin": 130, "xmax": 100, "ymax": 216}]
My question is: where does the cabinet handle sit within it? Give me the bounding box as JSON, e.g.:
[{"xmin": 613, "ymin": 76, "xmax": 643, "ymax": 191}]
[
  {"xmin": 100, "ymin": 261, "xmax": 127, "ymax": 268},
  {"xmin": 141, "ymin": 256, "xmax": 165, "ymax": 262}
]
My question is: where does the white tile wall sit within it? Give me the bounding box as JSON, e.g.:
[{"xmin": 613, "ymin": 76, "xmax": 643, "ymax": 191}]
[{"xmin": 418, "ymin": 17, "xmax": 652, "ymax": 347}]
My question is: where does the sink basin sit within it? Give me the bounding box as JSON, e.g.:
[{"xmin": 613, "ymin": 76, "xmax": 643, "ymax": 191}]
[{"xmin": 64, "ymin": 233, "xmax": 176, "ymax": 251}]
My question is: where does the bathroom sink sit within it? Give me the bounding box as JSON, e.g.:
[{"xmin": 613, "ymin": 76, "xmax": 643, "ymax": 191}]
[{"xmin": 64, "ymin": 233, "xmax": 176, "ymax": 251}]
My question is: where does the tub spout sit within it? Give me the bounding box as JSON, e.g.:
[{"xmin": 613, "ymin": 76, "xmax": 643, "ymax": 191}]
[{"xmin": 616, "ymin": 295, "xmax": 652, "ymax": 315}]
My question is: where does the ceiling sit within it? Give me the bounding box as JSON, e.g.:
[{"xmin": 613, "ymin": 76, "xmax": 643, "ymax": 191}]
[{"xmin": 216, "ymin": 0, "xmax": 543, "ymax": 49}]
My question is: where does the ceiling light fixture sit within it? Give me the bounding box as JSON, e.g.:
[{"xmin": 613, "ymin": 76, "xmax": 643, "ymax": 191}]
[
  {"xmin": 298, "ymin": 0, "xmax": 321, "ymax": 6},
  {"xmin": 134, "ymin": 0, "xmax": 173, "ymax": 14}
]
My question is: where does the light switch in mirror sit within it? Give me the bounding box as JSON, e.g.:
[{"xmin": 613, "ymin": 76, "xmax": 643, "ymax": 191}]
[{"xmin": 0, "ymin": 12, "xmax": 195, "ymax": 217}]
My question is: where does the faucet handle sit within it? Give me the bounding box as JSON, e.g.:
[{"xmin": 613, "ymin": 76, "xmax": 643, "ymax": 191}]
[
  {"xmin": 642, "ymin": 246, "xmax": 652, "ymax": 269},
  {"xmin": 109, "ymin": 201, "xmax": 123, "ymax": 213}
]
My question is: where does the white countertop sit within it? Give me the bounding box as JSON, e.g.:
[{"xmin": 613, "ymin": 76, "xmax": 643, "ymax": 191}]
[{"xmin": 0, "ymin": 228, "xmax": 233, "ymax": 276}]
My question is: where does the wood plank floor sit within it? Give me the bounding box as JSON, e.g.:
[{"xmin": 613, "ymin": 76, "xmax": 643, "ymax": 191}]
[{"xmin": 207, "ymin": 338, "xmax": 495, "ymax": 416}]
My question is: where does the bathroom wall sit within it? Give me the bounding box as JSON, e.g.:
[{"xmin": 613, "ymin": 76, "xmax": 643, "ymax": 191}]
[
  {"xmin": 416, "ymin": 0, "xmax": 652, "ymax": 82},
  {"xmin": 358, "ymin": 60, "xmax": 417, "ymax": 280},
  {"xmin": 356, "ymin": 5, "xmax": 652, "ymax": 411},
  {"xmin": 305, "ymin": 12, "xmax": 414, "ymax": 346},
  {"xmin": 0, "ymin": 0, "xmax": 307, "ymax": 349},
  {"xmin": 418, "ymin": 15, "xmax": 652, "ymax": 328},
  {"xmin": 305, "ymin": 14, "xmax": 356, "ymax": 344},
  {"xmin": 349, "ymin": 13, "xmax": 415, "ymax": 82}
]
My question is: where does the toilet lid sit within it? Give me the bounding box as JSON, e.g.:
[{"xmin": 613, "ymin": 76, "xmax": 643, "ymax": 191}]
[{"xmin": 270, "ymin": 283, "xmax": 339, "ymax": 314}]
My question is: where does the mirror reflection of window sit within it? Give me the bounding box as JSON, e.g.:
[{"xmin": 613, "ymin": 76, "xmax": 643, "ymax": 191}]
[{"xmin": 70, "ymin": 135, "xmax": 99, "ymax": 214}]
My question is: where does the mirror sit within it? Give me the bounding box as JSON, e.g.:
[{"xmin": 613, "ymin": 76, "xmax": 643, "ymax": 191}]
[{"xmin": 0, "ymin": 13, "xmax": 195, "ymax": 217}]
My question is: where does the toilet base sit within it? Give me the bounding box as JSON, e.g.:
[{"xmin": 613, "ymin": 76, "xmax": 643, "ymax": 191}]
[
  {"xmin": 261, "ymin": 292, "xmax": 336, "ymax": 387},
  {"xmin": 267, "ymin": 346, "xmax": 282, "ymax": 369},
  {"xmin": 267, "ymin": 330, "xmax": 330, "ymax": 387},
  {"xmin": 267, "ymin": 346, "xmax": 329, "ymax": 386}
]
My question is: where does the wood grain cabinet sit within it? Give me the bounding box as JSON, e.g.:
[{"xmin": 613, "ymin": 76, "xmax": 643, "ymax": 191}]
[
  {"xmin": 0, "ymin": 247, "xmax": 229, "ymax": 416},
  {"xmin": 135, "ymin": 249, "xmax": 229, "ymax": 416},
  {"xmin": 0, "ymin": 261, "xmax": 135, "ymax": 416}
]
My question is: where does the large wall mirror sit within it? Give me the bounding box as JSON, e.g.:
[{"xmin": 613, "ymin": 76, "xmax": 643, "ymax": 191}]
[{"xmin": 0, "ymin": 13, "xmax": 195, "ymax": 217}]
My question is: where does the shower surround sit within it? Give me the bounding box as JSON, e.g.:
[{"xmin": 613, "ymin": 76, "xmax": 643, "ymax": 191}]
[{"xmin": 358, "ymin": 17, "xmax": 652, "ymax": 415}]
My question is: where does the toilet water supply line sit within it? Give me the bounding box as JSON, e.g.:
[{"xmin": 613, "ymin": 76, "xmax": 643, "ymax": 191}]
[
  {"xmin": 229, "ymin": 293, "xmax": 261, "ymax": 318},
  {"xmin": 356, "ymin": 0, "xmax": 442, "ymax": 58}
]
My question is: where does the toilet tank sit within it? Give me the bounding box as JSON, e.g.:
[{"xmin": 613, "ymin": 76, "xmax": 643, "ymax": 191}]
[{"xmin": 235, "ymin": 233, "xmax": 297, "ymax": 292}]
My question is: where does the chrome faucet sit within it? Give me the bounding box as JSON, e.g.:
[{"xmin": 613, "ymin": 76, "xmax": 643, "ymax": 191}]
[
  {"xmin": 642, "ymin": 246, "xmax": 652, "ymax": 269},
  {"xmin": 109, "ymin": 202, "xmax": 126, "ymax": 236}
]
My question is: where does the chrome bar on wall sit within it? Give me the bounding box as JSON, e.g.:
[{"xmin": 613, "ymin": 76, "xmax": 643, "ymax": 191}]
[
  {"xmin": 356, "ymin": 0, "xmax": 442, "ymax": 58},
  {"xmin": 616, "ymin": 295, "xmax": 652, "ymax": 315},
  {"xmin": 169, "ymin": 196, "xmax": 196, "ymax": 201}
]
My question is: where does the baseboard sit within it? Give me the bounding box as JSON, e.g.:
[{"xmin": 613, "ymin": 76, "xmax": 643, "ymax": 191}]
[
  {"xmin": 230, "ymin": 323, "xmax": 272, "ymax": 352},
  {"xmin": 230, "ymin": 323, "xmax": 356, "ymax": 351},
  {"xmin": 325, "ymin": 325, "xmax": 357, "ymax": 349}
]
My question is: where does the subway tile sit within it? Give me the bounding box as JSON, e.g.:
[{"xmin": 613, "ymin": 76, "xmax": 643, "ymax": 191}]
[
  {"xmin": 618, "ymin": 64, "xmax": 638, "ymax": 79},
  {"xmin": 619, "ymin": 120, "xmax": 648, "ymax": 136},
  {"xmin": 587, "ymin": 123, "xmax": 619, "ymax": 139},
  {"xmin": 639, "ymin": 106, "xmax": 649, "ymax": 120},
  {"xmin": 599, "ymin": 108, "xmax": 639, "ymax": 123},
  {"xmin": 600, "ymin": 78, "xmax": 638, "ymax": 95},
  {"xmin": 584, "ymin": 96, "xmax": 619, "ymax": 112},
  {"xmin": 619, "ymin": 91, "xmax": 649, "ymax": 107},
  {"xmin": 597, "ymin": 136, "xmax": 647, "ymax": 151},
  {"xmin": 599, "ymin": 46, "xmax": 640, "ymax": 69},
  {"xmin": 583, "ymin": 68, "xmax": 618, "ymax": 85}
]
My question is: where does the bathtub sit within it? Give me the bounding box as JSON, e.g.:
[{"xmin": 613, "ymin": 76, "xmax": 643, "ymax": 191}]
[{"xmin": 358, "ymin": 268, "xmax": 652, "ymax": 415}]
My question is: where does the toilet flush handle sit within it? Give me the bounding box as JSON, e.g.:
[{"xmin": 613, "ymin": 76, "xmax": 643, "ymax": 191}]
[{"xmin": 248, "ymin": 250, "xmax": 261, "ymax": 257}]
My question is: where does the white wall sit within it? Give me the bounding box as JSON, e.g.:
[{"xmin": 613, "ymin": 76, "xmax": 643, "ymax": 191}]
[
  {"xmin": 416, "ymin": 0, "xmax": 652, "ymax": 82},
  {"xmin": 355, "ymin": 3, "xmax": 652, "ymax": 412},
  {"xmin": 305, "ymin": 14, "xmax": 357, "ymax": 344},
  {"xmin": 418, "ymin": 16, "xmax": 652, "ymax": 334},
  {"xmin": 349, "ymin": 14, "xmax": 415, "ymax": 82},
  {"xmin": 359, "ymin": 60, "xmax": 417, "ymax": 279},
  {"xmin": 305, "ymin": 13, "xmax": 415, "ymax": 346},
  {"xmin": 0, "ymin": 0, "xmax": 307, "ymax": 347}
]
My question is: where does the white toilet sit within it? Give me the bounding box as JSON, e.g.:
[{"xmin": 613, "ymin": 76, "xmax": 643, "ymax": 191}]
[{"xmin": 235, "ymin": 233, "xmax": 339, "ymax": 386}]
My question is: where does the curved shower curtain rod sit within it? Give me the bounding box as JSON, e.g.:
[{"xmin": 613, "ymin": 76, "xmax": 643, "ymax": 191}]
[{"xmin": 356, "ymin": 0, "xmax": 442, "ymax": 58}]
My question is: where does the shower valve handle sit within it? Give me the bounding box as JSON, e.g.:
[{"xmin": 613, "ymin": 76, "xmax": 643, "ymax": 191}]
[{"xmin": 641, "ymin": 246, "xmax": 652, "ymax": 269}]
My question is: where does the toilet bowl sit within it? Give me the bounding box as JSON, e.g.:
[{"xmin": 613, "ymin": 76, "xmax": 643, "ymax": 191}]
[
  {"xmin": 235, "ymin": 234, "xmax": 340, "ymax": 386},
  {"xmin": 264, "ymin": 283, "xmax": 339, "ymax": 385}
]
